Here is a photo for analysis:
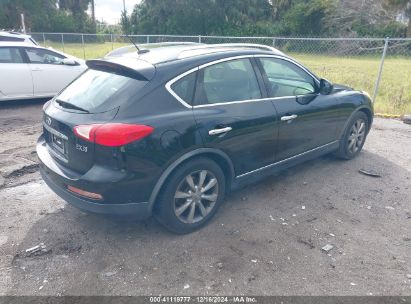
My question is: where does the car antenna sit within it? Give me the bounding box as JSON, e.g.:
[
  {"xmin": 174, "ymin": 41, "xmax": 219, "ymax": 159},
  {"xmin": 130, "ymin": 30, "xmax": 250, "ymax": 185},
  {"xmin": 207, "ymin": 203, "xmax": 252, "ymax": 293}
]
[{"xmin": 125, "ymin": 34, "xmax": 149, "ymax": 54}]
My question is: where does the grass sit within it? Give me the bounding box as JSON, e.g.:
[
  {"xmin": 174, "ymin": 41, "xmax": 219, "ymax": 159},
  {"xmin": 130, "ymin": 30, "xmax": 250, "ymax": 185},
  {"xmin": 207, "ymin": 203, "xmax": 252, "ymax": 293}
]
[{"xmin": 43, "ymin": 41, "xmax": 411, "ymax": 115}]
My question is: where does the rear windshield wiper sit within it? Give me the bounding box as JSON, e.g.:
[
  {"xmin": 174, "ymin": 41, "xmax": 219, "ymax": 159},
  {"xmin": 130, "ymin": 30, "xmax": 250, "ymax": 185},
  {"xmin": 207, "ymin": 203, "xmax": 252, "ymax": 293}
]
[{"xmin": 55, "ymin": 99, "xmax": 89, "ymax": 113}]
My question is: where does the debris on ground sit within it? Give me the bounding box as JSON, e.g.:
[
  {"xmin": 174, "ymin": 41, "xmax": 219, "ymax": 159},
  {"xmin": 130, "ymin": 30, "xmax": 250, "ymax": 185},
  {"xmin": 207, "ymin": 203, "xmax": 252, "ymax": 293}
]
[
  {"xmin": 358, "ymin": 169, "xmax": 382, "ymax": 178},
  {"xmin": 104, "ymin": 271, "xmax": 116, "ymax": 277},
  {"xmin": 406, "ymin": 274, "xmax": 411, "ymax": 279},
  {"xmin": 216, "ymin": 262, "xmax": 223, "ymax": 270},
  {"xmin": 297, "ymin": 237, "xmax": 315, "ymax": 249},
  {"xmin": 24, "ymin": 243, "xmax": 50, "ymax": 257},
  {"xmin": 385, "ymin": 206, "xmax": 395, "ymax": 210},
  {"xmin": 330, "ymin": 258, "xmax": 337, "ymax": 269},
  {"xmin": 183, "ymin": 284, "xmax": 190, "ymax": 289},
  {"xmin": 403, "ymin": 114, "xmax": 411, "ymax": 124},
  {"xmin": 269, "ymin": 215, "xmax": 275, "ymax": 221},
  {"xmin": 350, "ymin": 282, "xmax": 357, "ymax": 286},
  {"xmin": 321, "ymin": 244, "xmax": 334, "ymax": 253},
  {"xmin": 301, "ymin": 206, "xmax": 306, "ymax": 210}
]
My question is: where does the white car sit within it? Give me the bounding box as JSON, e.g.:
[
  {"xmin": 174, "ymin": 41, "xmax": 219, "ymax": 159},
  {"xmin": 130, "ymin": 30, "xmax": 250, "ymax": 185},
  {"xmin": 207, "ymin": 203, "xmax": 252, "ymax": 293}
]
[
  {"xmin": 0, "ymin": 42, "xmax": 87, "ymax": 101},
  {"xmin": 0, "ymin": 31, "xmax": 38, "ymax": 45}
]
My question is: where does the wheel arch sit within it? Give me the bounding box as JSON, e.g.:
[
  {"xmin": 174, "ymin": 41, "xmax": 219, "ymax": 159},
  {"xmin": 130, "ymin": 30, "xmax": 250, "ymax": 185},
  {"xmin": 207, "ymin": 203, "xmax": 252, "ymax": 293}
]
[
  {"xmin": 358, "ymin": 107, "xmax": 373, "ymax": 130},
  {"xmin": 148, "ymin": 148, "xmax": 235, "ymax": 213},
  {"xmin": 338, "ymin": 106, "xmax": 373, "ymax": 139}
]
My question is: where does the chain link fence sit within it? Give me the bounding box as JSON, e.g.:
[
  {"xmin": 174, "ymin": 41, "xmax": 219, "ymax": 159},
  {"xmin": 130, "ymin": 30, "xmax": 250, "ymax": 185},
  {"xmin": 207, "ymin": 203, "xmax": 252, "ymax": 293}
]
[{"xmin": 30, "ymin": 33, "xmax": 411, "ymax": 115}]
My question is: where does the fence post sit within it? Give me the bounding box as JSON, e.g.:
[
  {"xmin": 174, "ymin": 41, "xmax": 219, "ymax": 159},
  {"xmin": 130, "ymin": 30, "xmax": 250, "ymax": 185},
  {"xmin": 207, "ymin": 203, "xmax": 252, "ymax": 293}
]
[
  {"xmin": 81, "ymin": 34, "xmax": 86, "ymax": 59},
  {"xmin": 198, "ymin": 35, "xmax": 202, "ymax": 43},
  {"xmin": 272, "ymin": 38, "xmax": 276, "ymax": 47},
  {"xmin": 372, "ymin": 37, "xmax": 389, "ymax": 103},
  {"xmin": 146, "ymin": 35, "xmax": 150, "ymax": 44},
  {"xmin": 111, "ymin": 33, "xmax": 114, "ymax": 50},
  {"xmin": 42, "ymin": 33, "xmax": 46, "ymax": 47},
  {"xmin": 61, "ymin": 33, "xmax": 65, "ymax": 52}
]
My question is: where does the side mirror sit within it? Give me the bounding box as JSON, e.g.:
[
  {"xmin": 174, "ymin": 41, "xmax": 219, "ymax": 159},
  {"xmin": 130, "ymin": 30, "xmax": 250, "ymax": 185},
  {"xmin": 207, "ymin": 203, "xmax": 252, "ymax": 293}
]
[
  {"xmin": 63, "ymin": 58, "xmax": 77, "ymax": 66},
  {"xmin": 319, "ymin": 78, "xmax": 333, "ymax": 95}
]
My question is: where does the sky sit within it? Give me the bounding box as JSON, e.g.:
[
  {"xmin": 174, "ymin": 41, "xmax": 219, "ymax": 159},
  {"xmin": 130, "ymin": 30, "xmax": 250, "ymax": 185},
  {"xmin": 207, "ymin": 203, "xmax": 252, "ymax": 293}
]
[{"xmin": 91, "ymin": 0, "xmax": 141, "ymax": 25}]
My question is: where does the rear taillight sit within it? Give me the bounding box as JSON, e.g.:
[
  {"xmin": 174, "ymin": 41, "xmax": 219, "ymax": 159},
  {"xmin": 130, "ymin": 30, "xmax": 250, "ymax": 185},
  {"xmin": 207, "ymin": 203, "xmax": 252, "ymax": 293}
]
[{"xmin": 73, "ymin": 123, "xmax": 154, "ymax": 147}]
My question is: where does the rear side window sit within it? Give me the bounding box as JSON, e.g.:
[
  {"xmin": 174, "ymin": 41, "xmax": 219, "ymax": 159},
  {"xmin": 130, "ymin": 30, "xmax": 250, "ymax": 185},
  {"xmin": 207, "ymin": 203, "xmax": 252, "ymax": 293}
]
[
  {"xmin": 0, "ymin": 47, "xmax": 24, "ymax": 63},
  {"xmin": 56, "ymin": 69, "xmax": 148, "ymax": 113},
  {"xmin": 171, "ymin": 72, "xmax": 197, "ymax": 105},
  {"xmin": 196, "ymin": 58, "xmax": 261, "ymax": 105}
]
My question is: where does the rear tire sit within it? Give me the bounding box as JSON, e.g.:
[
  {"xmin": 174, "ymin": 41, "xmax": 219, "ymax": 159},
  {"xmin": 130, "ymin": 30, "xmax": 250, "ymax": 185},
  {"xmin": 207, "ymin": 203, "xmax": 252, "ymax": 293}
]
[
  {"xmin": 154, "ymin": 158, "xmax": 226, "ymax": 234},
  {"xmin": 334, "ymin": 111, "xmax": 369, "ymax": 160}
]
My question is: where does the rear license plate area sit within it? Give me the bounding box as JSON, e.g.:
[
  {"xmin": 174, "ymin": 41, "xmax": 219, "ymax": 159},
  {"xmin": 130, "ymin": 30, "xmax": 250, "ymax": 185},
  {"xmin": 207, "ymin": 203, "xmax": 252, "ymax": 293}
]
[{"xmin": 51, "ymin": 134, "xmax": 66, "ymax": 155}]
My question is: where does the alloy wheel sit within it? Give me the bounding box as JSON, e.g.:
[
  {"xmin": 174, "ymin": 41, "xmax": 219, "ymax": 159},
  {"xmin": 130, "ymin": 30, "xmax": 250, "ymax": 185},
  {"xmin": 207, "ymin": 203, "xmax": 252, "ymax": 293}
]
[
  {"xmin": 173, "ymin": 170, "xmax": 219, "ymax": 224},
  {"xmin": 347, "ymin": 118, "xmax": 366, "ymax": 154}
]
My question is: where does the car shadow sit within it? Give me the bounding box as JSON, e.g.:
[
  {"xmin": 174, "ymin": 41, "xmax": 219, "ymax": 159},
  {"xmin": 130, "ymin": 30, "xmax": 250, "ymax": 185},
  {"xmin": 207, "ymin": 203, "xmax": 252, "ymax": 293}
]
[{"xmin": 7, "ymin": 149, "xmax": 411, "ymax": 295}]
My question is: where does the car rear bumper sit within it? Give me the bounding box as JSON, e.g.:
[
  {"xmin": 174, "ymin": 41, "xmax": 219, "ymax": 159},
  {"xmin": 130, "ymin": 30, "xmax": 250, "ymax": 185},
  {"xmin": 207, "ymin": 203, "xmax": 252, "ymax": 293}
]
[{"xmin": 37, "ymin": 136, "xmax": 151, "ymax": 219}]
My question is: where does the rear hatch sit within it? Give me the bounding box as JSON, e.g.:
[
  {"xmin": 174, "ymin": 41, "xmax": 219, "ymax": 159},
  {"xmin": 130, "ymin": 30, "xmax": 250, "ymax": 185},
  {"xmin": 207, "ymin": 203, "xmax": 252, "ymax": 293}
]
[{"xmin": 43, "ymin": 59, "xmax": 155, "ymax": 174}]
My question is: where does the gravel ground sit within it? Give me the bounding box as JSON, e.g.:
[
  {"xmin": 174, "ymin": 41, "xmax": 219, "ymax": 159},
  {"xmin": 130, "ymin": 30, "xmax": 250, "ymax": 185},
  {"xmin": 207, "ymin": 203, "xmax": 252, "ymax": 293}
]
[{"xmin": 0, "ymin": 100, "xmax": 410, "ymax": 296}]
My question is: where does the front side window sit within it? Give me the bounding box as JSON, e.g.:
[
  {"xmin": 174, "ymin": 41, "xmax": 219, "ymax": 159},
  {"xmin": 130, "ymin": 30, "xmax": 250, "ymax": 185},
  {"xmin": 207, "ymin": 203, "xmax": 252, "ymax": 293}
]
[
  {"xmin": 171, "ymin": 71, "xmax": 197, "ymax": 105},
  {"xmin": 259, "ymin": 58, "xmax": 316, "ymax": 98},
  {"xmin": 0, "ymin": 47, "xmax": 24, "ymax": 63},
  {"xmin": 25, "ymin": 48, "xmax": 65, "ymax": 65},
  {"xmin": 196, "ymin": 58, "xmax": 262, "ymax": 105}
]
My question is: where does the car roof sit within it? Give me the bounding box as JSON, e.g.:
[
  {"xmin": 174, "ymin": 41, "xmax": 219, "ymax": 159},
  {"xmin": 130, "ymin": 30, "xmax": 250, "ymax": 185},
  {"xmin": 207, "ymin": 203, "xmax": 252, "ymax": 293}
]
[
  {"xmin": 0, "ymin": 41, "xmax": 40, "ymax": 48},
  {"xmin": 106, "ymin": 43, "xmax": 288, "ymax": 66},
  {"xmin": 0, "ymin": 31, "xmax": 32, "ymax": 38},
  {"xmin": 102, "ymin": 43, "xmax": 288, "ymax": 70}
]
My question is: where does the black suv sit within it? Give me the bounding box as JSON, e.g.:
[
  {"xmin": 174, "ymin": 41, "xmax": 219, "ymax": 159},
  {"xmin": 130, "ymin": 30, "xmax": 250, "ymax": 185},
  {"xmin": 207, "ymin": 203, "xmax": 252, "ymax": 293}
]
[{"xmin": 37, "ymin": 43, "xmax": 373, "ymax": 233}]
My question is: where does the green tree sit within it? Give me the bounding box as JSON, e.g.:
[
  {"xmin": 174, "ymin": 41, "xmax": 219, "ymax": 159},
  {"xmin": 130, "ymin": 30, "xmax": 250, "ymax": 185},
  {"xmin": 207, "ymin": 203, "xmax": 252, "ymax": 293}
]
[
  {"xmin": 120, "ymin": 8, "xmax": 132, "ymax": 34},
  {"xmin": 279, "ymin": 0, "xmax": 337, "ymax": 36},
  {"xmin": 58, "ymin": 0, "xmax": 93, "ymax": 32},
  {"xmin": 128, "ymin": 0, "xmax": 275, "ymax": 35},
  {"xmin": 0, "ymin": 0, "xmax": 57, "ymax": 31},
  {"xmin": 385, "ymin": 0, "xmax": 411, "ymax": 36}
]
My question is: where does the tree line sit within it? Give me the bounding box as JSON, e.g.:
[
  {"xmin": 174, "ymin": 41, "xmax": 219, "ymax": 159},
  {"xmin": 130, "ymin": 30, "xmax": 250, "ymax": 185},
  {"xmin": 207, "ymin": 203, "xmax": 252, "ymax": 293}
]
[
  {"xmin": 0, "ymin": 0, "xmax": 94, "ymax": 33},
  {"xmin": 0, "ymin": 0, "xmax": 410, "ymax": 37},
  {"xmin": 122, "ymin": 0, "xmax": 411, "ymax": 38}
]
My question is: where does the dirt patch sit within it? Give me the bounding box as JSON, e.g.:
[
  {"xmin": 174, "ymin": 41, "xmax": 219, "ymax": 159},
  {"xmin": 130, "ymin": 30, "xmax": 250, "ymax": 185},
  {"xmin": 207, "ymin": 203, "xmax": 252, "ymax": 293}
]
[{"xmin": 4, "ymin": 164, "xmax": 39, "ymax": 179}]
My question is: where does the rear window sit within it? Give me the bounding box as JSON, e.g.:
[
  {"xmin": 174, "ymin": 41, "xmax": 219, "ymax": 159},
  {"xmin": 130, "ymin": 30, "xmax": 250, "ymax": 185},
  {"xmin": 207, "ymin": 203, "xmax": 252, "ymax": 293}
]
[{"xmin": 56, "ymin": 69, "xmax": 147, "ymax": 113}]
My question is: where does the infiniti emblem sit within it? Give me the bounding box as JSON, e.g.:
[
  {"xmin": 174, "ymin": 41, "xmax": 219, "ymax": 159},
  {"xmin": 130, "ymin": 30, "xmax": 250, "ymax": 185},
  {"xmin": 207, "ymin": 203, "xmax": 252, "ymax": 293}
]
[{"xmin": 46, "ymin": 116, "xmax": 52, "ymax": 126}]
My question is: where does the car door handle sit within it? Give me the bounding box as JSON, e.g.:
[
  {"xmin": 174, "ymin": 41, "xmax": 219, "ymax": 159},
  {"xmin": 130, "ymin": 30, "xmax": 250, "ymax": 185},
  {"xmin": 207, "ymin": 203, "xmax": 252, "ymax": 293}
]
[
  {"xmin": 208, "ymin": 127, "xmax": 232, "ymax": 136},
  {"xmin": 281, "ymin": 114, "xmax": 298, "ymax": 121}
]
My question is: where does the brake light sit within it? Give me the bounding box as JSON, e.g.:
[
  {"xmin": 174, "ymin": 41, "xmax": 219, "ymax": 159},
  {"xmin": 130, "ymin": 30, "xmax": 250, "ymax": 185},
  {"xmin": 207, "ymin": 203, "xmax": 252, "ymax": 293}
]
[{"xmin": 73, "ymin": 123, "xmax": 154, "ymax": 147}]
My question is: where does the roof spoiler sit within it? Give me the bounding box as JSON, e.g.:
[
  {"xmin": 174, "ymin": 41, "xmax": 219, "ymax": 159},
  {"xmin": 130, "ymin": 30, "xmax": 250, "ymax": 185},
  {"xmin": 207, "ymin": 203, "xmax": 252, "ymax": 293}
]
[{"xmin": 86, "ymin": 58, "xmax": 155, "ymax": 81}]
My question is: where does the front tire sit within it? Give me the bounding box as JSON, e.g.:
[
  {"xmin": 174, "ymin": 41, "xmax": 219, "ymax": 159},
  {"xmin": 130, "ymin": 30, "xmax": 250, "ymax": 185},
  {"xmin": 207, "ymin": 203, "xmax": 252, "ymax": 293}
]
[
  {"xmin": 335, "ymin": 111, "xmax": 369, "ymax": 159},
  {"xmin": 154, "ymin": 158, "xmax": 226, "ymax": 234}
]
